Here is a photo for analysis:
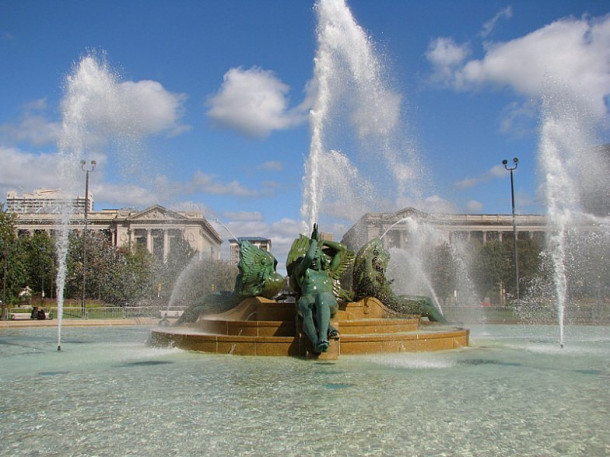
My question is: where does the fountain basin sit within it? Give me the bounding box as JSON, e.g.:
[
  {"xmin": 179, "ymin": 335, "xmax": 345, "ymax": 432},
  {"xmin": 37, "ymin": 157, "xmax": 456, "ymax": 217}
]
[{"xmin": 150, "ymin": 296, "xmax": 469, "ymax": 358}]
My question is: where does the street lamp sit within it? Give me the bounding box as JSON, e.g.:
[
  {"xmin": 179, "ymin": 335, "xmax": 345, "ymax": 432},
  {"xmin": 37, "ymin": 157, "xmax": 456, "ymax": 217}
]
[
  {"xmin": 80, "ymin": 160, "xmax": 96, "ymax": 318},
  {"xmin": 40, "ymin": 245, "xmax": 45, "ymax": 305},
  {"xmin": 1, "ymin": 239, "xmax": 7, "ymax": 320},
  {"xmin": 502, "ymin": 157, "xmax": 519, "ymax": 301}
]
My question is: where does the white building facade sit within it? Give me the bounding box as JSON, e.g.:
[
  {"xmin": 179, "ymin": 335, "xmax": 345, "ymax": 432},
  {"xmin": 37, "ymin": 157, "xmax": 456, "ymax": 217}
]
[{"xmin": 7, "ymin": 190, "xmax": 222, "ymax": 261}]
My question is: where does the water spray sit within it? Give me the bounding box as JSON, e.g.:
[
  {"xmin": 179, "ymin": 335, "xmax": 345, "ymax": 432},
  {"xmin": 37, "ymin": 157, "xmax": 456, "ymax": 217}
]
[
  {"xmin": 213, "ymin": 217, "xmax": 241, "ymax": 245},
  {"xmin": 380, "ymin": 217, "xmax": 410, "ymax": 239}
]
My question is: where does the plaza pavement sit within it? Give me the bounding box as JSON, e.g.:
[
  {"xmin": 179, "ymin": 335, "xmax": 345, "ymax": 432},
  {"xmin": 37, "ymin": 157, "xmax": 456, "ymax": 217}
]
[{"xmin": 0, "ymin": 317, "xmax": 161, "ymax": 328}]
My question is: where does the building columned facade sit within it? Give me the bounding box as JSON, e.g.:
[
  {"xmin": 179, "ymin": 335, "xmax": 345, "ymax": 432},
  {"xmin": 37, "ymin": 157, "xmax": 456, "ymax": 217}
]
[
  {"xmin": 341, "ymin": 207, "xmax": 550, "ymax": 252},
  {"xmin": 7, "ymin": 190, "xmax": 222, "ymax": 261}
]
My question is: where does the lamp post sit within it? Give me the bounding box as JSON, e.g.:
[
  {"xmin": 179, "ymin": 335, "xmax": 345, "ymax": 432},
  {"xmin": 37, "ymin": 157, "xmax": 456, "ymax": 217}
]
[
  {"xmin": 80, "ymin": 160, "xmax": 96, "ymax": 318},
  {"xmin": 502, "ymin": 157, "xmax": 519, "ymax": 301},
  {"xmin": 1, "ymin": 239, "xmax": 7, "ymax": 320},
  {"xmin": 40, "ymin": 245, "xmax": 45, "ymax": 305}
]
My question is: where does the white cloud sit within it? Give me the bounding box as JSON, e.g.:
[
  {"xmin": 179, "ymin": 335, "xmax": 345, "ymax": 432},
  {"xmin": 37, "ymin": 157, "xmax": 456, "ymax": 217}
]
[
  {"xmin": 187, "ymin": 170, "xmax": 262, "ymax": 197},
  {"xmin": 423, "ymin": 195, "xmax": 457, "ymax": 213},
  {"xmin": 480, "ymin": 7, "xmax": 513, "ymax": 38},
  {"xmin": 212, "ymin": 212, "xmax": 309, "ymax": 272},
  {"xmin": 206, "ymin": 67, "xmax": 307, "ymax": 137},
  {"xmin": 0, "ymin": 114, "xmax": 60, "ymax": 147},
  {"xmin": 426, "ymin": 37, "xmax": 470, "ymax": 84},
  {"xmin": 170, "ymin": 201, "xmax": 210, "ymax": 214},
  {"xmin": 223, "ymin": 211, "xmax": 264, "ymax": 221},
  {"xmin": 455, "ymin": 164, "xmax": 506, "ymax": 189},
  {"xmin": 0, "ymin": 146, "xmax": 159, "ymax": 210},
  {"xmin": 118, "ymin": 80, "xmax": 189, "ymax": 137},
  {"xmin": 93, "ymin": 182, "xmax": 158, "ymax": 208},
  {"xmin": 428, "ymin": 15, "xmax": 610, "ymax": 120},
  {"xmin": 498, "ymin": 99, "xmax": 539, "ymax": 137},
  {"xmin": 23, "ymin": 98, "xmax": 48, "ymax": 111},
  {"xmin": 257, "ymin": 160, "xmax": 283, "ymax": 172},
  {"xmin": 0, "ymin": 147, "xmax": 60, "ymax": 195},
  {"xmin": 0, "ymin": 98, "xmax": 60, "ymax": 146},
  {"xmin": 466, "ymin": 200, "xmax": 484, "ymax": 212}
]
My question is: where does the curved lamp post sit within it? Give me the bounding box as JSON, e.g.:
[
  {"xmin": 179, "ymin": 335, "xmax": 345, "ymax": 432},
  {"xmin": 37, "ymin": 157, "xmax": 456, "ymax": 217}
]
[
  {"xmin": 80, "ymin": 160, "xmax": 96, "ymax": 318},
  {"xmin": 502, "ymin": 157, "xmax": 519, "ymax": 301}
]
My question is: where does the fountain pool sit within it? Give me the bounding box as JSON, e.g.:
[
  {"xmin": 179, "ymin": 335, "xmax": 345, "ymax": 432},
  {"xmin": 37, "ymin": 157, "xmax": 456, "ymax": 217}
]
[{"xmin": 1, "ymin": 325, "xmax": 608, "ymax": 456}]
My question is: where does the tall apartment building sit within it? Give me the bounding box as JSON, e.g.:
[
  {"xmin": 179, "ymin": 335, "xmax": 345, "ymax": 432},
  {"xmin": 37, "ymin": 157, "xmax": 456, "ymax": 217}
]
[{"xmin": 6, "ymin": 189, "xmax": 92, "ymax": 213}]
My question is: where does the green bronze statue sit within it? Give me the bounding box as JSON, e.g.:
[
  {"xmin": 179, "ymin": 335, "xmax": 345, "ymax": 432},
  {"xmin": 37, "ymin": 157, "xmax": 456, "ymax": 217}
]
[
  {"xmin": 287, "ymin": 224, "xmax": 353, "ymax": 353},
  {"xmin": 234, "ymin": 240, "xmax": 285, "ymax": 299},
  {"xmin": 177, "ymin": 228, "xmax": 445, "ymax": 353},
  {"xmin": 176, "ymin": 240, "xmax": 284, "ymax": 325},
  {"xmin": 353, "ymin": 238, "xmax": 446, "ymax": 323}
]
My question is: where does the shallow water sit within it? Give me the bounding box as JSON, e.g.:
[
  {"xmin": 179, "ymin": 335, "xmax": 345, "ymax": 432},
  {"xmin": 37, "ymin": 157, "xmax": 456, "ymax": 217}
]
[{"xmin": 1, "ymin": 325, "xmax": 608, "ymax": 456}]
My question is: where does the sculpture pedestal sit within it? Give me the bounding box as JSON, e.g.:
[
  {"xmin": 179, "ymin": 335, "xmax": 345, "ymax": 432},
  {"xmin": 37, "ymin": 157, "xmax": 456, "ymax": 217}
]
[
  {"xmin": 150, "ymin": 297, "xmax": 469, "ymax": 357},
  {"xmin": 297, "ymin": 319, "xmax": 340, "ymax": 360}
]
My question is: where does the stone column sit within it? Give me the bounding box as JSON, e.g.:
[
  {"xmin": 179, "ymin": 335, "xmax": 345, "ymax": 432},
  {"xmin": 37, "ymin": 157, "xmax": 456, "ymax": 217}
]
[
  {"xmin": 146, "ymin": 229, "xmax": 152, "ymax": 254},
  {"xmin": 163, "ymin": 229, "xmax": 169, "ymax": 262}
]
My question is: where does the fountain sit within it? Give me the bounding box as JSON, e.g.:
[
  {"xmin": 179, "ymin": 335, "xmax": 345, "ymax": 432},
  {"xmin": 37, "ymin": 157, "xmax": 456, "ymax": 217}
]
[
  {"xmin": 150, "ymin": 225, "xmax": 468, "ymax": 358},
  {"xmin": 54, "ymin": 53, "xmax": 165, "ymax": 349},
  {"xmin": 54, "ymin": 55, "xmax": 121, "ymax": 351},
  {"xmin": 2, "ymin": 325, "xmax": 608, "ymax": 455},
  {"xmin": 302, "ymin": 0, "xmax": 423, "ymax": 232},
  {"xmin": 1, "ymin": 1, "xmax": 608, "ymax": 455},
  {"xmin": 148, "ymin": 0, "xmax": 469, "ymax": 358},
  {"xmin": 535, "ymin": 80, "xmax": 610, "ymax": 347}
]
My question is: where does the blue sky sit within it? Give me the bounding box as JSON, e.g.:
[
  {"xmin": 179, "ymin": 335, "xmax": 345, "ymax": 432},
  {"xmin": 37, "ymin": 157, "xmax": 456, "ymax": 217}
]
[{"xmin": 1, "ymin": 0, "xmax": 609, "ymax": 263}]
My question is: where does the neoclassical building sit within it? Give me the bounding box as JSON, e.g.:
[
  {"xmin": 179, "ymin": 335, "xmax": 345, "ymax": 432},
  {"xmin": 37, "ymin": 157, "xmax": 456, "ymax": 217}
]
[
  {"xmin": 7, "ymin": 190, "xmax": 222, "ymax": 260},
  {"xmin": 341, "ymin": 207, "xmax": 550, "ymax": 252}
]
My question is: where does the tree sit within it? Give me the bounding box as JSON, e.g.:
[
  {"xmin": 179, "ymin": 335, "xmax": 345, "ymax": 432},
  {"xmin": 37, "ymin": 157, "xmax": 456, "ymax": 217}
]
[
  {"xmin": 561, "ymin": 230, "xmax": 610, "ymax": 302},
  {"xmin": 154, "ymin": 235, "xmax": 197, "ymax": 302},
  {"xmin": 63, "ymin": 231, "xmax": 158, "ymax": 306},
  {"xmin": 468, "ymin": 237, "xmax": 543, "ymax": 304},
  {"xmin": 166, "ymin": 256, "xmax": 238, "ymax": 309},
  {"xmin": 18, "ymin": 232, "xmax": 56, "ymax": 301},
  {"xmin": 469, "ymin": 240, "xmax": 512, "ymax": 302},
  {"xmin": 0, "ymin": 204, "xmax": 17, "ymax": 318},
  {"xmin": 103, "ymin": 244, "xmax": 157, "ymax": 306},
  {"xmin": 515, "ymin": 238, "xmax": 543, "ymax": 297},
  {"xmin": 426, "ymin": 242, "xmax": 457, "ymax": 306}
]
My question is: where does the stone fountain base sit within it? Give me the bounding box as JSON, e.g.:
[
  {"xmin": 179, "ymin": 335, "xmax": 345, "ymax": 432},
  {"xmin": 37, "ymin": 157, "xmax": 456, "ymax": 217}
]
[{"xmin": 149, "ymin": 296, "xmax": 469, "ymax": 359}]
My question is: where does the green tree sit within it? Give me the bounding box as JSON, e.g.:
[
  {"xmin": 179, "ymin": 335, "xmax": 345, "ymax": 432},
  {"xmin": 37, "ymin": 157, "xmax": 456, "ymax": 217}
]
[
  {"xmin": 18, "ymin": 232, "xmax": 56, "ymax": 301},
  {"xmin": 468, "ymin": 237, "xmax": 543, "ymax": 304},
  {"xmin": 104, "ymin": 244, "xmax": 157, "ymax": 306},
  {"xmin": 154, "ymin": 235, "xmax": 196, "ymax": 302},
  {"xmin": 1, "ymin": 204, "xmax": 18, "ymax": 317},
  {"xmin": 562, "ymin": 230, "xmax": 610, "ymax": 301},
  {"xmin": 64, "ymin": 231, "xmax": 84, "ymax": 300},
  {"xmin": 515, "ymin": 237, "xmax": 543, "ymax": 297},
  {"xmin": 469, "ymin": 240, "xmax": 512, "ymax": 302},
  {"xmin": 167, "ymin": 256, "xmax": 238, "ymax": 309},
  {"xmin": 427, "ymin": 242, "xmax": 457, "ymax": 306},
  {"xmin": 63, "ymin": 231, "xmax": 158, "ymax": 306}
]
